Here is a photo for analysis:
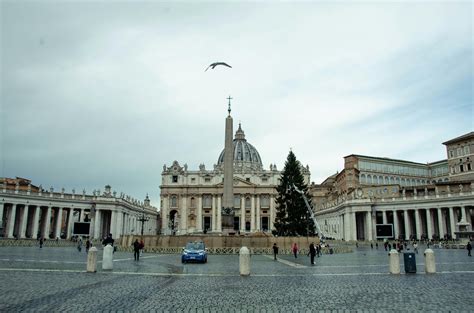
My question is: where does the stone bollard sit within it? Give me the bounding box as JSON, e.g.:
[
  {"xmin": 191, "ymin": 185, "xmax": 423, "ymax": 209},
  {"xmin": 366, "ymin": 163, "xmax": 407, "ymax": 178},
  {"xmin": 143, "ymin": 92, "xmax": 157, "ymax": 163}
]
[
  {"xmin": 389, "ymin": 249, "xmax": 400, "ymax": 274},
  {"xmin": 239, "ymin": 246, "xmax": 250, "ymax": 276},
  {"xmin": 102, "ymin": 244, "xmax": 114, "ymax": 270},
  {"xmin": 424, "ymin": 248, "xmax": 436, "ymax": 273},
  {"xmin": 87, "ymin": 247, "xmax": 98, "ymax": 273}
]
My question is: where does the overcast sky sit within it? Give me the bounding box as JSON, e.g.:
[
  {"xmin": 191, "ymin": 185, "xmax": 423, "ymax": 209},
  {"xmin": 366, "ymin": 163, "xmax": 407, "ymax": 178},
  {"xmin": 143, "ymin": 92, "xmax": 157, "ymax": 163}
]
[{"xmin": 1, "ymin": 1, "xmax": 472, "ymax": 208}]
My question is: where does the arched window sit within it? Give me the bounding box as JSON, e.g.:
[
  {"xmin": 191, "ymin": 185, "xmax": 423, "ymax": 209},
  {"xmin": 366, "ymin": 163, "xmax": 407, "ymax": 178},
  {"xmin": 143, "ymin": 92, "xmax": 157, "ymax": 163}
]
[
  {"xmin": 360, "ymin": 174, "xmax": 366, "ymax": 184},
  {"xmin": 171, "ymin": 196, "xmax": 178, "ymax": 208},
  {"xmin": 367, "ymin": 175, "xmax": 372, "ymax": 184},
  {"xmin": 190, "ymin": 197, "xmax": 195, "ymax": 208}
]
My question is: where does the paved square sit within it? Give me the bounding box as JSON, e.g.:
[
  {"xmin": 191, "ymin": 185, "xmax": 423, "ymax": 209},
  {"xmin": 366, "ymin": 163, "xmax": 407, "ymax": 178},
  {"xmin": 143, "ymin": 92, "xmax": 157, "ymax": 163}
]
[{"xmin": 0, "ymin": 244, "xmax": 473, "ymax": 312}]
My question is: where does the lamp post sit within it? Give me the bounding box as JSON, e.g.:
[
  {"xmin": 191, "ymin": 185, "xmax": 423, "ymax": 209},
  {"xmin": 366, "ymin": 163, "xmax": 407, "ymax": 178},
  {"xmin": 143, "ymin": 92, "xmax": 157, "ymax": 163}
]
[{"xmin": 137, "ymin": 210, "xmax": 150, "ymax": 237}]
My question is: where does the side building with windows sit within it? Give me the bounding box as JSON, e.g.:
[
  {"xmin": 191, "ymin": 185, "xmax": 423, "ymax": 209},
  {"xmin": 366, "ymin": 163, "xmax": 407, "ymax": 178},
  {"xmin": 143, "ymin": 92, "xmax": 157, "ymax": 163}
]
[
  {"xmin": 159, "ymin": 124, "xmax": 310, "ymax": 235},
  {"xmin": 312, "ymin": 132, "xmax": 474, "ymax": 242}
]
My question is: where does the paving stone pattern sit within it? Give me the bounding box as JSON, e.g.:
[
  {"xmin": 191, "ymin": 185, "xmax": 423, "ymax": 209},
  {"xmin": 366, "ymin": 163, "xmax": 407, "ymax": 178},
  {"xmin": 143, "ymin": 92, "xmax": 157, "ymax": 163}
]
[{"xmin": 0, "ymin": 244, "xmax": 473, "ymax": 312}]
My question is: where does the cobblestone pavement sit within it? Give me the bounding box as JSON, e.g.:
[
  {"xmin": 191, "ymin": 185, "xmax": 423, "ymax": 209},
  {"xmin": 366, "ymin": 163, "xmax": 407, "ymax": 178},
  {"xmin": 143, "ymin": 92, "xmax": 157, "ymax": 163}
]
[{"xmin": 0, "ymin": 244, "xmax": 473, "ymax": 312}]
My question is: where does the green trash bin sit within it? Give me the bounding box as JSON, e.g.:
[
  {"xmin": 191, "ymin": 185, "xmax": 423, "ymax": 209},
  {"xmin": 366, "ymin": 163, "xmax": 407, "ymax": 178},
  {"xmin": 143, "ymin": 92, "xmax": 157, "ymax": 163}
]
[{"xmin": 404, "ymin": 252, "xmax": 416, "ymax": 273}]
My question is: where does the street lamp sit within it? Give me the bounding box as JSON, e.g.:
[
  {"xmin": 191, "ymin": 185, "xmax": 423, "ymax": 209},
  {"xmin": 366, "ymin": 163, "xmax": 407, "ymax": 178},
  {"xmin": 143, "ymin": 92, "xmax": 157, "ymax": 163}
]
[{"xmin": 137, "ymin": 209, "xmax": 150, "ymax": 237}]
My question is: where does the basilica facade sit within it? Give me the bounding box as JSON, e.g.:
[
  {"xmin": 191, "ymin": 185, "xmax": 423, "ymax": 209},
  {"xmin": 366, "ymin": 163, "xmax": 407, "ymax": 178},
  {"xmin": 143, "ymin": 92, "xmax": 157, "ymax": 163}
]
[{"xmin": 160, "ymin": 123, "xmax": 310, "ymax": 235}]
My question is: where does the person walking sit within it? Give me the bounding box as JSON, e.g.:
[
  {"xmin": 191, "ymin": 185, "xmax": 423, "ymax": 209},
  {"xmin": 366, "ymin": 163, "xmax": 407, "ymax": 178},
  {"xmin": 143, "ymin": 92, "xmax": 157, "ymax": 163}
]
[
  {"xmin": 467, "ymin": 241, "xmax": 472, "ymax": 257},
  {"xmin": 39, "ymin": 237, "xmax": 44, "ymax": 249},
  {"xmin": 85, "ymin": 239, "xmax": 91, "ymax": 253},
  {"xmin": 272, "ymin": 243, "xmax": 279, "ymax": 260},
  {"xmin": 292, "ymin": 243, "xmax": 298, "ymax": 258},
  {"xmin": 77, "ymin": 237, "xmax": 82, "ymax": 252},
  {"xmin": 308, "ymin": 243, "xmax": 316, "ymax": 265},
  {"xmin": 133, "ymin": 239, "xmax": 141, "ymax": 261},
  {"xmin": 139, "ymin": 239, "xmax": 145, "ymax": 257},
  {"xmin": 413, "ymin": 242, "xmax": 418, "ymax": 254}
]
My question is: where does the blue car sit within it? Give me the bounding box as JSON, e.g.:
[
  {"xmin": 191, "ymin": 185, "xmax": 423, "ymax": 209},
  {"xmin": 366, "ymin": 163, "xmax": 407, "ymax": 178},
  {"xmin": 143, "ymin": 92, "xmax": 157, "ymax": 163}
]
[{"xmin": 181, "ymin": 241, "xmax": 208, "ymax": 263}]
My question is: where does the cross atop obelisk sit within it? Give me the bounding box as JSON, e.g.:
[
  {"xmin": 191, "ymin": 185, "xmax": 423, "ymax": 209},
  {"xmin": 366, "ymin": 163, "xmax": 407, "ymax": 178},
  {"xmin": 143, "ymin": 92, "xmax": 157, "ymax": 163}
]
[{"xmin": 227, "ymin": 95, "xmax": 233, "ymax": 115}]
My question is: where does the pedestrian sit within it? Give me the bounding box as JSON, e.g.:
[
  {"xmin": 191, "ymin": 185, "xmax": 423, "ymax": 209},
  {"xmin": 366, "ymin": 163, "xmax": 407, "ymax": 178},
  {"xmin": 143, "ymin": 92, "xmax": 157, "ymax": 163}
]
[
  {"xmin": 39, "ymin": 237, "xmax": 44, "ymax": 249},
  {"xmin": 413, "ymin": 242, "xmax": 418, "ymax": 254},
  {"xmin": 133, "ymin": 239, "xmax": 141, "ymax": 261},
  {"xmin": 375, "ymin": 242, "xmax": 378, "ymax": 249},
  {"xmin": 139, "ymin": 239, "xmax": 145, "ymax": 257},
  {"xmin": 292, "ymin": 243, "xmax": 298, "ymax": 258},
  {"xmin": 272, "ymin": 243, "xmax": 278, "ymax": 260},
  {"xmin": 371, "ymin": 242, "xmax": 373, "ymax": 249},
  {"xmin": 308, "ymin": 242, "xmax": 316, "ymax": 265},
  {"xmin": 85, "ymin": 239, "xmax": 91, "ymax": 253},
  {"xmin": 467, "ymin": 241, "xmax": 472, "ymax": 257},
  {"xmin": 77, "ymin": 237, "xmax": 82, "ymax": 252},
  {"xmin": 384, "ymin": 242, "xmax": 388, "ymax": 251}
]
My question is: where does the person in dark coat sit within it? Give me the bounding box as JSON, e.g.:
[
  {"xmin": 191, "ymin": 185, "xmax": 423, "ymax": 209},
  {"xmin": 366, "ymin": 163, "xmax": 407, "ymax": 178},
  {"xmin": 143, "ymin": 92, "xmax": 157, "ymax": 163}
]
[
  {"xmin": 133, "ymin": 239, "xmax": 141, "ymax": 261},
  {"xmin": 467, "ymin": 241, "xmax": 472, "ymax": 257},
  {"xmin": 272, "ymin": 243, "xmax": 279, "ymax": 260},
  {"xmin": 308, "ymin": 243, "xmax": 316, "ymax": 265}
]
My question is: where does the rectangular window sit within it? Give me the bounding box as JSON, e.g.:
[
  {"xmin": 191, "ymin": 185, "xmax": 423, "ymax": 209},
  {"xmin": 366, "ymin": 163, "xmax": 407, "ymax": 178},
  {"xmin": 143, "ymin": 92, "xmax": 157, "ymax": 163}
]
[
  {"xmin": 464, "ymin": 146, "xmax": 470, "ymax": 155},
  {"xmin": 205, "ymin": 178, "xmax": 211, "ymax": 182},
  {"xmin": 449, "ymin": 150, "xmax": 454, "ymax": 158},
  {"xmin": 457, "ymin": 147, "xmax": 462, "ymax": 156},
  {"xmin": 234, "ymin": 195, "xmax": 241, "ymax": 208},
  {"xmin": 460, "ymin": 165, "xmax": 464, "ymax": 172},
  {"xmin": 468, "ymin": 163, "xmax": 472, "ymax": 171},
  {"xmin": 262, "ymin": 178, "xmax": 268, "ymax": 183},
  {"xmin": 191, "ymin": 178, "xmax": 196, "ymax": 183},
  {"xmin": 260, "ymin": 195, "xmax": 270, "ymax": 208},
  {"xmin": 203, "ymin": 195, "xmax": 212, "ymax": 208},
  {"xmin": 172, "ymin": 176, "xmax": 178, "ymax": 183},
  {"xmin": 246, "ymin": 178, "xmax": 250, "ymax": 182}
]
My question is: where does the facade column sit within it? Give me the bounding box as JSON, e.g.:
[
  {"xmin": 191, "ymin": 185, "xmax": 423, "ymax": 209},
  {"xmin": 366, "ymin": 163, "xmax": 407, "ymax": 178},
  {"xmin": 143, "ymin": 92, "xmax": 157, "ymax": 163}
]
[
  {"xmin": 449, "ymin": 207, "xmax": 456, "ymax": 239},
  {"xmin": 32, "ymin": 206, "xmax": 40, "ymax": 239},
  {"xmin": 393, "ymin": 210, "xmax": 399, "ymax": 240},
  {"xmin": 162, "ymin": 196, "xmax": 169, "ymax": 235},
  {"xmin": 19, "ymin": 205, "xmax": 29, "ymax": 238},
  {"xmin": 217, "ymin": 195, "xmax": 222, "ymax": 232},
  {"xmin": 403, "ymin": 209, "xmax": 411, "ymax": 240},
  {"xmin": 414, "ymin": 209, "xmax": 421, "ymax": 240},
  {"xmin": 351, "ymin": 212, "xmax": 357, "ymax": 241},
  {"xmin": 181, "ymin": 195, "xmax": 187, "ymax": 234},
  {"xmin": 240, "ymin": 197, "xmax": 245, "ymax": 232},
  {"xmin": 0, "ymin": 203, "xmax": 4, "ymax": 229},
  {"xmin": 7, "ymin": 204, "xmax": 17, "ymax": 238},
  {"xmin": 55, "ymin": 208, "xmax": 63, "ymax": 239},
  {"xmin": 250, "ymin": 196, "xmax": 256, "ymax": 232},
  {"xmin": 44, "ymin": 206, "xmax": 52, "ymax": 239},
  {"xmin": 256, "ymin": 195, "xmax": 261, "ymax": 231},
  {"xmin": 461, "ymin": 206, "xmax": 467, "ymax": 222},
  {"xmin": 67, "ymin": 208, "xmax": 75, "ymax": 239},
  {"xmin": 110, "ymin": 210, "xmax": 117, "ymax": 238},
  {"xmin": 382, "ymin": 211, "xmax": 387, "ymax": 224},
  {"xmin": 437, "ymin": 208, "xmax": 445, "ymax": 239},
  {"xmin": 197, "ymin": 196, "xmax": 203, "ymax": 232},
  {"xmin": 269, "ymin": 195, "xmax": 275, "ymax": 231},
  {"xmin": 426, "ymin": 209, "xmax": 433, "ymax": 240},
  {"xmin": 366, "ymin": 211, "xmax": 373, "ymax": 241},
  {"xmin": 211, "ymin": 195, "xmax": 216, "ymax": 231},
  {"xmin": 116, "ymin": 210, "xmax": 123, "ymax": 238}
]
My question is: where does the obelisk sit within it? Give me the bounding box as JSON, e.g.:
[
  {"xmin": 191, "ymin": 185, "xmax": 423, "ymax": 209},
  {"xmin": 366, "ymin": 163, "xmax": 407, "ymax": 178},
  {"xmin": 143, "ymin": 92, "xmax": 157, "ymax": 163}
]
[{"xmin": 222, "ymin": 95, "xmax": 235, "ymax": 234}]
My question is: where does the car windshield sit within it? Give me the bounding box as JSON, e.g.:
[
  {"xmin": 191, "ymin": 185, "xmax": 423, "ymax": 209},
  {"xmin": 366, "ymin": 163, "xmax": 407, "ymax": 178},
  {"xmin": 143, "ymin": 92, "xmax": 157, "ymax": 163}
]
[{"xmin": 185, "ymin": 242, "xmax": 204, "ymax": 250}]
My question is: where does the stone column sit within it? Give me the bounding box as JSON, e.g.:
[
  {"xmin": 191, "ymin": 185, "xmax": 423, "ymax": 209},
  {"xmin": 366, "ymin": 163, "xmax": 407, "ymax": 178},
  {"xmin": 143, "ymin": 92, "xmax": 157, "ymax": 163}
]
[
  {"xmin": 250, "ymin": 196, "xmax": 256, "ymax": 232},
  {"xmin": 217, "ymin": 196, "xmax": 222, "ymax": 232},
  {"xmin": 426, "ymin": 209, "xmax": 433, "ymax": 240},
  {"xmin": 351, "ymin": 212, "xmax": 357, "ymax": 241},
  {"xmin": 343, "ymin": 213, "xmax": 351, "ymax": 241},
  {"xmin": 110, "ymin": 210, "xmax": 117, "ymax": 238},
  {"xmin": 67, "ymin": 208, "xmax": 75, "ymax": 239},
  {"xmin": 269, "ymin": 195, "xmax": 275, "ymax": 231},
  {"xmin": 437, "ymin": 208, "xmax": 445, "ymax": 239},
  {"xmin": 197, "ymin": 196, "xmax": 203, "ymax": 232},
  {"xmin": 449, "ymin": 207, "xmax": 456, "ymax": 239},
  {"xmin": 414, "ymin": 209, "xmax": 421, "ymax": 240},
  {"xmin": 162, "ymin": 196, "xmax": 169, "ymax": 235},
  {"xmin": 256, "ymin": 195, "xmax": 261, "ymax": 231},
  {"xmin": 240, "ymin": 196, "xmax": 245, "ymax": 232},
  {"xmin": 32, "ymin": 206, "xmax": 40, "ymax": 239},
  {"xmin": 7, "ymin": 204, "xmax": 17, "ymax": 238},
  {"xmin": 393, "ymin": 210, "xmax": 399, "ymax": 240},
  {"xmin": 19, "ymin": 205, "xmax": 29, "ymax": 239},
  {"xmin": 44, "ymin": 206, "xmax": 52, "ymax": 239},
  {"xmin": 115, "ymin": 211, "xmax": 123, "ymax": 238},
  {"xmin": 461, "ymin": 206, "xmax": 467, "ymax": 222},
  {"xmin": 55, "ymin": 208, "xmax": 63, "ymax": 239},
  {"xmin": 366, "ymin": 210, "xmax": 373, "ymax": 241},
  {"xmin": 181, "ymin": 195, "xmax": 187, "ymax": 234},
  {"xmin": 211, "ymin": 195, "xmax": 216, "ymax": 231},
  {"xmin": 0, "ymin": 203, "xmax": 4, "ymax": 227},
  {"xmin": 382, "ymin": 211, "xmax": 387, "ymax": 224},
  {"xmin": 403, "ymin": 210, "xmax": 410, "ymax": 240}
]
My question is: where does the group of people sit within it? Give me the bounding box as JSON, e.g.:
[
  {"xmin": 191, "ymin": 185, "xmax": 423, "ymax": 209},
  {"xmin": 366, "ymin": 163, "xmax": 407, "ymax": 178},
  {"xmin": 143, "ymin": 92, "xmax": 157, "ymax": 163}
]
[{"xmin": 273, "ymin": 242, "xmax": 323, "ymax": 265}]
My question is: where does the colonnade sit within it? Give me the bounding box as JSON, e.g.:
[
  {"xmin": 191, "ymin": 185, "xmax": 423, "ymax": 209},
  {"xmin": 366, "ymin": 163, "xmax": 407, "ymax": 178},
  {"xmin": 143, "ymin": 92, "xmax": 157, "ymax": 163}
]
[{"xmin": 320, "ymin": 205, "xmax": 473, "ymax": 241}]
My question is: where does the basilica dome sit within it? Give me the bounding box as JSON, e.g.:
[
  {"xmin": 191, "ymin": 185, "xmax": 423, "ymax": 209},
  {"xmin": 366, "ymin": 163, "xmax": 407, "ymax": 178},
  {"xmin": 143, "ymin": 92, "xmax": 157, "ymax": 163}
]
[{"xmin": 217, "ymin": 124, "xmax": 263, "ymax": 170}]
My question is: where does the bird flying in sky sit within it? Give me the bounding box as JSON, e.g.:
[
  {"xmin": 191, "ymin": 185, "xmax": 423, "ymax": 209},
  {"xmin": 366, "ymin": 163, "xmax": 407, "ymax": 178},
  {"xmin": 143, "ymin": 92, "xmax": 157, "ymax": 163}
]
[{"xmin": 205, "ymin": 62, "xmax": 232, "ymax": 71}]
